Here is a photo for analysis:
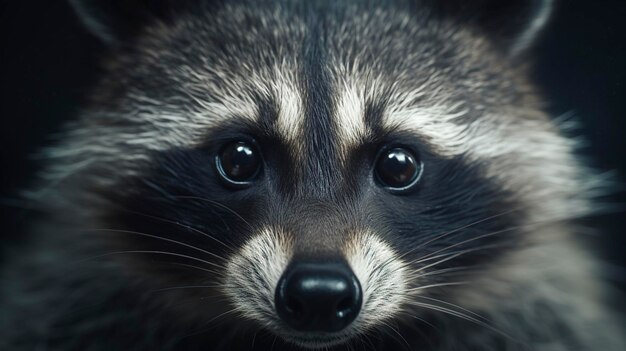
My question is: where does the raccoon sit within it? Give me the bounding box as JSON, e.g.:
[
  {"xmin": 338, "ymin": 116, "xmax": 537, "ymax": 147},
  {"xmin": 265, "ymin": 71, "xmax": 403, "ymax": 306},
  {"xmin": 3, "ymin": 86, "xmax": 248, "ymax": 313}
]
[{"xmin": 1, "ymin": 0, "xmax": 624, "ymax": 350}]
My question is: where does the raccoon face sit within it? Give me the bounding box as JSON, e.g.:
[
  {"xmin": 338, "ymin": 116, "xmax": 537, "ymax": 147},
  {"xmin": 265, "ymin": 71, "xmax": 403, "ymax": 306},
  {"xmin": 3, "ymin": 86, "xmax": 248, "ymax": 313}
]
[{"xmin": 52, "ymin": 0, "xmax": 590, "ymax": 349}]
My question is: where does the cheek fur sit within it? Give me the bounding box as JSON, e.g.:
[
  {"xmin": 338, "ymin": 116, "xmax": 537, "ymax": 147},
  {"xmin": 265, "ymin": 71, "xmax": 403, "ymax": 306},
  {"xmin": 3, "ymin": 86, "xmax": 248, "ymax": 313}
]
[
  {"xmin": 223, "ymin": 227, "xmax": 293, "ymax": 325},
  {"xmin": 344, "ymin": 231, "xmax": 410, "ymax": 330}
]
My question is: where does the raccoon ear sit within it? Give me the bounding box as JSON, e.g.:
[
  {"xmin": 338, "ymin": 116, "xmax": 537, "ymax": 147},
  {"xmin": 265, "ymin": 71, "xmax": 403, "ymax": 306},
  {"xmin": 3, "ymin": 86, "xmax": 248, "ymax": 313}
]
[
  {"xmin": 68, "ymin": 0, "xmax": 182, "ymax": 44},
  {"xmin": 435, "ymin": 0, "xmax": 554, "ymax": 56}
]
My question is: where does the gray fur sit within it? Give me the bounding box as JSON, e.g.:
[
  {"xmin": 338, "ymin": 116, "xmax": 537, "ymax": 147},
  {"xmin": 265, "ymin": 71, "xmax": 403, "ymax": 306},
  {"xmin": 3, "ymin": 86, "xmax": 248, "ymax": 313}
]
[{"xmin": 1, "ymin": 0, "xmax": 624, "ymax": 350}]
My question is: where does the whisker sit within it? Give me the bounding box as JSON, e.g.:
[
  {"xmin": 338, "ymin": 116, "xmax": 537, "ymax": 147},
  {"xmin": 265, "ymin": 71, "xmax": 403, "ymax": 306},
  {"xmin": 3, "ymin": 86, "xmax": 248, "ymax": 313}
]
[
  {"xmin": 358, "ymin": 332, "xmax": 378, "ymax": 351},
  {"xmin": 415, "ymin": 252, "xmax": 469, "ymax": 273},
  {"xmin": 177, "ymin": 308, "xmax": 239, "ymax": 341},
  {"xmin": 198, "ymin": 296, "xmax": 232, "ymax": 305},
  {"xmin": 407, "ymin": 243, "xmax": 506, "ymax": 267},
  {"xmin": 409, "ymin": 215, "xmax": 572, "ymax": 267},
  {"xmin": 75, "ymin": 250, "xmax": 224, "ymax": 269},
  {"xmin": 86, "ymin": 228, "xmax": 228, "ymax": 262},
  {"xmin": 378, "ymin": 320, "xmax": 411, "ymax": 351},
  {"xmin": 406, "ymin": 301, "xmax": 517, "ymax": 342},
  {"xmin": 397, "ymin": 310, "xmax": 439, "ymax": 330},
  {"xmin": 417, "ymin": 266, "xmax": 478, "ymax": 278},
  {"xmin": 414, "ymin": 296, "xmax": 490, "ymax": 322},
  {"xmin": 399, "ymin": 208, "xmax": 588, "ymax": 272},
  {"xmin": 380, "ymin": 249, "xmax": 467, "ymax": 277},
  {"xmin": 250, "ymin": 330, "xmax": 259, "ymax": 351},
  {"xmin": 407, "ymin": 250, "xmax": 465, "ymax": 267},
  {"xmin": 104, "ymin": 204, "xmax": 234, "ymax": 250},
  {"xmin": 149, "ymin": 285, "xmax": 222, "ymax": 293},
  {"xmin": 396, "ymin": 207, "xmax": 523, "ymax": 261},
  {"xmin": 412, "ymin": 222, "xmax": 538, "ymax": 264},
  {"xmin": 406, "ymin": 281, "xmax": 468, "ymax": 292},
  {"xmin": 171, "ymin": 195, "xmax": 254, "ymax": 231},
  {"xmin": 167, "ymin": 262, "xmax": 225, "ymax": 276}
]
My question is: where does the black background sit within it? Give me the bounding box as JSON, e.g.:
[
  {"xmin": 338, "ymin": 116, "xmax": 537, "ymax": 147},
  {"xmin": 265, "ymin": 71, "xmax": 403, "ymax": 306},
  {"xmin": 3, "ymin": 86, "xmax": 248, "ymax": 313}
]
[{"xmin": 1, "ymin": 1, "xmax": 625, "ymax": 279}]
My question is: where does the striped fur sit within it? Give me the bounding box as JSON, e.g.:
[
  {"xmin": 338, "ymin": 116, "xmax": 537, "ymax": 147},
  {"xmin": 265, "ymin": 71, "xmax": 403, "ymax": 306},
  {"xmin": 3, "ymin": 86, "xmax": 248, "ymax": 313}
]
[{"xmin": 1, "ymin": 1, "xmax": 624, "ymax": 350}]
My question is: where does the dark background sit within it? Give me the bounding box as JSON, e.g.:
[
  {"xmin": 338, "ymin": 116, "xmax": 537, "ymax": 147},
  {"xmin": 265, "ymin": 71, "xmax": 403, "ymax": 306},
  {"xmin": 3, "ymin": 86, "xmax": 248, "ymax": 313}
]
[{"xmin": 1, "ymin": 1, "xmax": 625, "ymax": 279}]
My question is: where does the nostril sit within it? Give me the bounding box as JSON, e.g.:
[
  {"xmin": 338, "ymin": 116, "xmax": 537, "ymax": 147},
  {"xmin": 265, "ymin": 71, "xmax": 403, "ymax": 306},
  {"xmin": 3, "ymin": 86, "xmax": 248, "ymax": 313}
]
[{"xmin": 275, "ymin": 261, "xmax": 362, "ymax": 333}]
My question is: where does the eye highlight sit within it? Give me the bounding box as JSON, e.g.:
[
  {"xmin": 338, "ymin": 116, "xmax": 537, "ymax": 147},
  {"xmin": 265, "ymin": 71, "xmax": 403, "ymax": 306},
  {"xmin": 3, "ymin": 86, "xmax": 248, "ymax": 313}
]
[
  {"xmin": 215, "ymin": 140, "xmax": 262, "ymax": 187},
  {"xmin": 374, "ymin": 147, "xmax": 423, "ymax": 192}
]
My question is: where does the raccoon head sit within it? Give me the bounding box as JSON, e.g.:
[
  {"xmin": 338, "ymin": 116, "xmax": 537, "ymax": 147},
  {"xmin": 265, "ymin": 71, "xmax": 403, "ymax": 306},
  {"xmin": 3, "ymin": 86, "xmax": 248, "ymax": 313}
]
[{"xmin": 45, "ymin": 0, "xmax": 593, "ymax": 349}]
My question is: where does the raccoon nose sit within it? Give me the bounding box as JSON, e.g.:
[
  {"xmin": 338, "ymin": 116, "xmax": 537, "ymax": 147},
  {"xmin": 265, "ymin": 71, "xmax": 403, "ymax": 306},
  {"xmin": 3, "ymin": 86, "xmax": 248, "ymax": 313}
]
[{"xmin": 275, "ymin": 261, "xmax": 362, "ymax": 332}]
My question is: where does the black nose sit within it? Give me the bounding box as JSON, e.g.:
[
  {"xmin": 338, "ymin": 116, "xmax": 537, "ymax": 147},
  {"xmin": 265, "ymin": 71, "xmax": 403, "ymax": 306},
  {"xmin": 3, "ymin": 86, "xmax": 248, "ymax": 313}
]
[{"xmin": 275, "ymin": 261, "xmax": 362, "ymax": 332}]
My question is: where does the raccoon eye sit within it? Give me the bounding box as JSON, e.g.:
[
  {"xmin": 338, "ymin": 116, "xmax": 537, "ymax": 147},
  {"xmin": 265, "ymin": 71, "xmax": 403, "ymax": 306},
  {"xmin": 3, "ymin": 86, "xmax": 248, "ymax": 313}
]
[
  {"xmin": 375, "ymin": 147, "xmax": 423, "ymax": 192},
  {"xmin": 215, "ymin": 140, "xmax": 262, "ymax": 187}
]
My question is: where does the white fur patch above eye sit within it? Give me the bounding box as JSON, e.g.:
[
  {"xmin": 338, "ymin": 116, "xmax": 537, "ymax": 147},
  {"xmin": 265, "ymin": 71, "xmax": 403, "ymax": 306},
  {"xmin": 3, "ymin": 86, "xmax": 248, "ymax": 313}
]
[
  {"xmin": 383, "ymin": 103, "xmax": 471, "ymax": 159},
  {"xmin": 223, "ymin": 227, "xmax": 293, "ymax": 324},
  {"xmin": 274, "ymin": 78, "xmax": 305, "ymax": 147},
  {"xmin": 334, "ymin": 84, "xmax": 367, "ymax": 157},
  {"xmin": 344, "ymin": 231, "xmax": 409, "ymax": 330}
]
